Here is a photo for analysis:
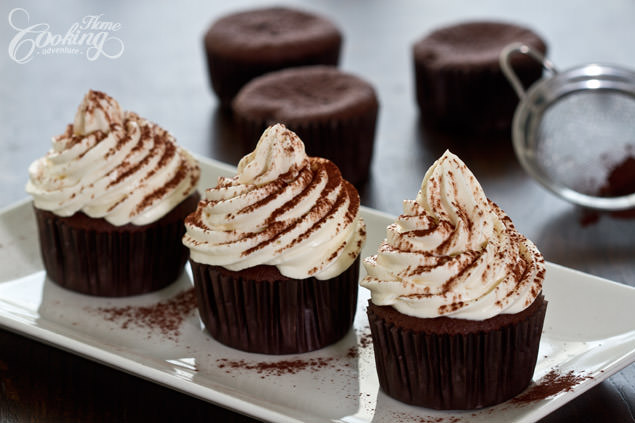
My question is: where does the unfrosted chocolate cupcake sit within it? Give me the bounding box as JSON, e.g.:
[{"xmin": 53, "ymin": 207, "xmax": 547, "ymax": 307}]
[
  {"xmin": 413, "ymin": 21, "xmax": 547, "ymax": 134},
  {"xmin": 232, "ymin": 66, "xmax": 379, "ymax": 187},
  {"xmin": 361, "ymin": 151, "xmax": 547, "ymax": 409},
  {"xmin": 204, "ymin": 6, "xmax": 342, "ymax": 108},
  {"xmin": 183, "ymin": 124, "xmax": 366, "ymax": 354},
  {"xmin": 26, "ymin": 90, "xmax": 200, "ymax": 297}
]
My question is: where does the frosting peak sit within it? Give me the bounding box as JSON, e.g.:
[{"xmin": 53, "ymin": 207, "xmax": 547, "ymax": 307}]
[
  {"xmin": 361, "ymin": 151, "xmax": 544, "ymax": 320},
  {"xmin": 237, "ymin": 123, "xmax": 309, "ymax": 185},
  {"xmin": 26, "ymin": 90, "xmax": 200, "ymax": 226},
  {"xmin": 415, "ymin": 151, "xmax": 494, "ymax": 255},
  {"xmin": 73, "ymin": 90, "xmax": 123, "ymax": 136}
]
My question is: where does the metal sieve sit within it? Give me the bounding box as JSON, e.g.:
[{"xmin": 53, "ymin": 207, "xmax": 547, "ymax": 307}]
[{"xmin": 500, "ymin": 43, "xmax": 635, "ymax": 211}]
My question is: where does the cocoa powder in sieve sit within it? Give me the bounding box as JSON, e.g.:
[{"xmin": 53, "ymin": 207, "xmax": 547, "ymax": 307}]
[{"xmin": 580, "ymin": 155, "xmax": 635, "ymax": 225}]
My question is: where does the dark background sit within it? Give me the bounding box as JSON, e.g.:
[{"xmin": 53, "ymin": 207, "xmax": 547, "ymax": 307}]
[{"xmin": 1, "ymin": 0, "xmax": 634, "ymax": 422}]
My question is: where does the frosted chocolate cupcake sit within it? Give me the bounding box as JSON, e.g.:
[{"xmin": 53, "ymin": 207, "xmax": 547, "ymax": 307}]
[
  {"xmin": 183, "ymin": 124, "xmax": 366, "ymax": 354},
  {"xmin": 361, "ymin": 151, "xmax": 546, "ymax": 409},
  {"xmin": 204, "ymin": 6, "xmax": 342, "ymax": 108},
  {"xmin": 27, "ymin": 90, "xmax": 200, "ymax": 297}
]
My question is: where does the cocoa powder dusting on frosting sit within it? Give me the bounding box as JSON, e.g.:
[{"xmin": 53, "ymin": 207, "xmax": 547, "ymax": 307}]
[
  {"xmin": 68, "ymin": 129, "xmax": 108, "ymax": 151},
  {"xmin": 106, "ymin": 194, "xmax": 128, "ymax": 213},
  {"xmin": 265, "ymin": 168, "xmax": 317, "ymax": 223},
  {"xmin": 240, "ymin": 221, "xmax": 292, "ymax": 257},
  {"xmin": 260, "ymin": 177, "xmax": 351, "ymax": 257},
  {"xmin": 281, "ymin": 193, "xmax": 344, "ymax": 251},
  {"xmin": 344, "ymin": 182, "xmax": 360, "ymax": 223},
  {"xmin": 185, "ymin": 206, "xmax": 209, "ymax": 230},
  {"xmin": 106, "ymin": 144, "xmax": 156, "ymax": 189},
  {"xmin": 57, "ymin": 124, "xmax": 73, "ymax": 142},
  {"xmin": 154, "ymin": 131, "xmax": 177, "ymax": 167},
  {"xmin": 438, "ymin": 301, "xmax": 465, "ymax": 314},
  {"xmin": 133, "ymin": 162, "xmax": 188, "ymax": 216},
  {"xmin": 432, "ymin": 223, "xmax": 455, "ymax": 254},
  {"xmin": 107, "ymin": 122, "xmax": 177, "ymax": 193},
  {"xmin": 438, "ymin": 250, "xmax": 480, "ymax": 294},
  {"xmin": 104, "ymin": 129, "xmax": 132, "ymax": 160},
  {"xmin": 407, "ymin": 255, "xmax": 456, "ymax": 278},
  {"xmin": 328, "ymin": 244, "xmax": 345, "ymax": 261},
  {"xmin": 131, "ymin": 117, "xmax": 152, "ymax": 152},
  {"xmin": 237, "ymin": 179, "xmax": 288, "ymax": 216},
  {"xmin": 238, "ymin": 159, "xmax": 347, "ymax": 257},
  {"xmin": 410, "ymin": 226, "xmax": 439, "ymax": 238},
  {"xmin": 83, "ymin": 90, "xmax": 106, "ymax": 114}
]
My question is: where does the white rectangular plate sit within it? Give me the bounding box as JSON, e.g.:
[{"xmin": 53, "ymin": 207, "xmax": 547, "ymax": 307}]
[{"xmin": 1, "ymin": 156, "xmax": 634, "ymax": 423}]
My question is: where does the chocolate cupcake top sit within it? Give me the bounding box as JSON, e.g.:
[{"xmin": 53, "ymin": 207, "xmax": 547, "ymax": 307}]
[
  {"xmin": 413, "ymin": 21, "xmax": 547, "ymax": 69},
  {"xmin": 205, "ymin": 7, "xmax": 342, "ymax": 64},
  {"xmin": 232, "ymin": 66, "xmax": 379, "ymax": 122},
  {"xmin": 361, "ymin": 151, "xmax": 544, "ymax": 320},
  {"xmin": 26, "ymin": 90, "xmax": 200, "ymax": 226},
  {"xmin": 183, "ymin": 124, "xmax": 366, "ymax": 280}
]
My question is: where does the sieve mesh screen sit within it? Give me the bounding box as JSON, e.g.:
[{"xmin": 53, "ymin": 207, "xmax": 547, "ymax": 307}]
[{"xmin": 535, "ymin": 89, "xmax": 635, "ymax": 195}]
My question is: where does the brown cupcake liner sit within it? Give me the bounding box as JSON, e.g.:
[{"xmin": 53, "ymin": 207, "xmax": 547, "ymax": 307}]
[
  {"xmin": 33, "ymin": 193, "xmax": 199, "ymax": 297},
  {"xmin": 190, "ymin": 258, "xmax": 360, "ymax": 354},
  {"xmin": 367, "ymin": 297, "xmax": 547, "ymax": 409},
  {"xmin": 414, "ymin": 57, "xmax": 544, "ymax": 134},
  {"xmin": 206, "ymin": 49, "xmax": 341, "ymax": 109},
  {"xmin": 233, "ymin": 113, "xmax": 377, "ymax": 188}
]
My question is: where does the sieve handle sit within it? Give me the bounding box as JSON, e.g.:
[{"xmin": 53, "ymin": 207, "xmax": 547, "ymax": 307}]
[{"xmin": 500, "ymin": 42, "xmax": 558, "ymax": 99}]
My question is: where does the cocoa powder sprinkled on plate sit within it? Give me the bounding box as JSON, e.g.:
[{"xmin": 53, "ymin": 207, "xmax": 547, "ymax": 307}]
[
  {"xmin": 512, "ymin": 369, "xmax": 592, "ymax": 403},
  {"xmin": 217, "ymin": 326, "xmax": 374, "ymax": 377},
  {"xmin": 217, "ymin": 357, "xmax": 338, "ymax": 377},
  {"xmin": 346, "ymin": 329, "xmax": 373, "ymax": 358},
  {"xmin": 390, "ymin": 410, "xmax": 464, "ymax": 423},
  {"xmin": 93, "ymin": 288, "xmax": 197, "ymax": 341}
]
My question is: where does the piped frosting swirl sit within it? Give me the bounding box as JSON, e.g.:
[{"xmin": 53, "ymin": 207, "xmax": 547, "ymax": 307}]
[
  {"xmin": 361, "ymin": 151, "xmax": 544, "ymax": 320},
  {"xmin": 183, "ymin": 124, "xmax": 366, "ymax": 280},
  {"xmin": 26, "ymin": 90, "xmax": 200, "ymax": 226}
]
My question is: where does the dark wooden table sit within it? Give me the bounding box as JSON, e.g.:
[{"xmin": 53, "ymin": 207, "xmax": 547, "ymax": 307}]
[{"xmin": 1, "ymin": 0, "xmax": 633, "ymax": 421}]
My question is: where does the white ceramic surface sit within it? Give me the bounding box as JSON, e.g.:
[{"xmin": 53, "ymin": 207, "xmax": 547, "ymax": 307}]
[{"xmin": 0, "ymin": 156, "xmax": 634, "ymax": 423}]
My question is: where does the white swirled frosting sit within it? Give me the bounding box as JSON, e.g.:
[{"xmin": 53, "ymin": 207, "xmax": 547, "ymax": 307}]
[
  {"xmin": 361, "ymin": 151, "xmax": 544, "ymax": 320},
  {"xmin": 26, "ymin": 90, "xmax": 200, "ymax": 226},
  {"xmin": 183, "ymin": 124, "xmax": 366, "ymax": 280}
]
